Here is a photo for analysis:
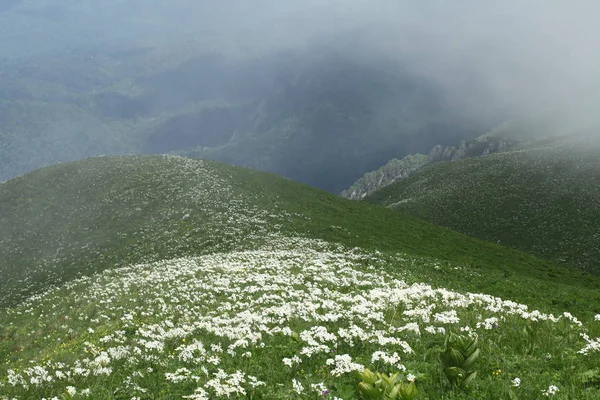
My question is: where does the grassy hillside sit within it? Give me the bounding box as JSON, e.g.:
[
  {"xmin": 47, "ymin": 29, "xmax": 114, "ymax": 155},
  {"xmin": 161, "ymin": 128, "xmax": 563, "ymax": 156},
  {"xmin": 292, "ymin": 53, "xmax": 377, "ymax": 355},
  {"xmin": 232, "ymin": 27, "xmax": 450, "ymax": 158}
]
[
  {"xmin": 1, "ymin": 154, "xmax": 597, "ymax": 311},
  {"xmin": 1, "ymin": 156, "xmax": 600, "ymax": 399},
  {"xmin": 366, "ymin": 134, "xmax": 600, "ymax": 273}
]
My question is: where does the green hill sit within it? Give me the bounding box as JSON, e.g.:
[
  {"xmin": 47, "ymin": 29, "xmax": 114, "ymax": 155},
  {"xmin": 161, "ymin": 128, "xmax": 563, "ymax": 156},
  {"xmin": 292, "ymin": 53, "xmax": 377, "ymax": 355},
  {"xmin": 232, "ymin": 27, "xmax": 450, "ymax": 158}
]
[
  {"xmin": 1, "ymin": 156, "xmax": 600, "ymax": 399},
  {"xmin": 366, "ymin": 134, "xmax": 600, "ymax": 273}
]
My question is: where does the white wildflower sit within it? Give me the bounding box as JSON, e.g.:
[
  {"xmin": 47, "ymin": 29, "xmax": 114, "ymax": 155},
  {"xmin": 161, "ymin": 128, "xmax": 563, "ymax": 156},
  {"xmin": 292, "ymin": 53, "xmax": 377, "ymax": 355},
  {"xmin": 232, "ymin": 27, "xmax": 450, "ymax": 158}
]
[
  {"xmin": 326, "ymin": 354, "xmax": 364, "ymax": 376},
  {"xmin": 541, "ymin": 385, "xmax": 559, "ymax": 396},
  {"xmin": 292, "ymin": 378, "xmax": 304, "ymax": 394}
]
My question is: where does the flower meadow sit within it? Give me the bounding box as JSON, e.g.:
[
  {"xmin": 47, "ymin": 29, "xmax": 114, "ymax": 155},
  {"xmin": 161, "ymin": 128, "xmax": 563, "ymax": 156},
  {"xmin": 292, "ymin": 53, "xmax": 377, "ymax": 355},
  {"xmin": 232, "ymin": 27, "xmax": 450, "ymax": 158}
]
[
  {"xmin": 1, "ymin": 236, "xmax": 600, "ymax": 399},
  {"xmin": 0, "ymin": 155, "xmax": 298, "ymax": 307},
  {"xmin": 2, "ymin": 155, "xmax": 600, "ymax": 399}
]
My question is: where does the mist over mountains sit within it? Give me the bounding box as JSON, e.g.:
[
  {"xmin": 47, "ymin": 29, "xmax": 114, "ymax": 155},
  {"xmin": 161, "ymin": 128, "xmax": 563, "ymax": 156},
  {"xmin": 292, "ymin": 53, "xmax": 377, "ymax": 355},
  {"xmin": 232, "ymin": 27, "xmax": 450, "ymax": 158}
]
[{"xmin": 1, "ymin": 0, "xmax": 599, "ymax": 191}]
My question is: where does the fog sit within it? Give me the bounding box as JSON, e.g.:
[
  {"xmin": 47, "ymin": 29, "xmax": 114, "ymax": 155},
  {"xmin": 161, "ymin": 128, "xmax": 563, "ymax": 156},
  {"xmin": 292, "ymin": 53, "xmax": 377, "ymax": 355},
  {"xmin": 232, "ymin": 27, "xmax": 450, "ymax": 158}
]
[
  {"xmin": 301, "ymin": 0, "xmax": 600, "ymax": 133},
  {"xmin": 393, "ymin": 1, "xmax": 600, "ymax": 133},
  {"xmin": 1, "ymin": 0, "xmax": 599, "ymax": 190},
  {"xmin": 3, "ymin": 0, "xmax": 599, "ymax": 125}
]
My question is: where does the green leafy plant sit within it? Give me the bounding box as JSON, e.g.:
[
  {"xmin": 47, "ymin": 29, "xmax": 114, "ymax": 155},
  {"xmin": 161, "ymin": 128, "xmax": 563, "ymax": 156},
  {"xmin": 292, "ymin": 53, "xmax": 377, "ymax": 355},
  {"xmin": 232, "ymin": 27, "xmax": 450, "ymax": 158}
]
[
  {"xmin": 357, "ymin": 369, "xmax": 418, "ymax": 400},
  {"xmin": 522, "ymin": 323, "xmax": 537, "ymax": 354},
  {"xmin": 439, "ymin": 332, "xmax": 480, "ymax": 390},
  {"xmin": 579, "ymin": 368, "xmax": 600, "ymax": 387}
]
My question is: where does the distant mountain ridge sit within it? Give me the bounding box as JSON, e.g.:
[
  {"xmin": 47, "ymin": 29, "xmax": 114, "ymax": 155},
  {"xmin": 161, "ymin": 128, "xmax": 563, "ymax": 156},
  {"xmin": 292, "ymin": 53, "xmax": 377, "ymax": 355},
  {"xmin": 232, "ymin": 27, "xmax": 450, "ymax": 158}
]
[{"xmin": 341, "ymin": 135, "xmax": 516, "ymax": 199}]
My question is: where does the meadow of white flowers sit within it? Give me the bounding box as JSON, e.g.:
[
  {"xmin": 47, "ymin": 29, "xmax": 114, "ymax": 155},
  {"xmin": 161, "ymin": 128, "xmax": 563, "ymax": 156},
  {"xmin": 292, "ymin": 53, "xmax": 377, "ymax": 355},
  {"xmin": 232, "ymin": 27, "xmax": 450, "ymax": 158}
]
[
  {"xmin": 1, "ymin": 236, "xmax": 599, "ymax": 399},
  {"xmin": 0, "ymin": 155, "xmax": 307, "ymax": 307},
  {"xmin": 1, "ymin": 155, "xmax": 599, "ymax": 399}
]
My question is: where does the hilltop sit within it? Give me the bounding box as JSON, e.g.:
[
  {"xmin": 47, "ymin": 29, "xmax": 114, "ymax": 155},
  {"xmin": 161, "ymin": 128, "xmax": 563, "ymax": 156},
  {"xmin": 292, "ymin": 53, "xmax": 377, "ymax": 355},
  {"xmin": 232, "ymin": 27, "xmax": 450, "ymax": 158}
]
[
  {"xmin": 1, "ymin": 156, "xmax": 600, "ymax": 399},
  {"xmin": 3, "ymin": 155, "xmax": 596, "ymax": 310},
  {"xmin": 366, "ymin": 134, "xmax": 600, "ymax": 273}
]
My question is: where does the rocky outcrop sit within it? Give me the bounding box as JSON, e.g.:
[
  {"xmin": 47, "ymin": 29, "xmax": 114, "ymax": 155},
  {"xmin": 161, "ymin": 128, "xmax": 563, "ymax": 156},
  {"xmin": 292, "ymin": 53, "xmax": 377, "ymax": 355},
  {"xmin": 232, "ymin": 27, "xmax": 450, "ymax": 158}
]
[
  {"xmin": 428, "ymin": 139, "xmax": 513, "ymax": 163},
  {"xmin": 341, "ymin": 154, "xmax": 428, "ymax": 200},
  {"xmin": 341, "ymin": 137, "xmax": 516, "ymax": 199}
]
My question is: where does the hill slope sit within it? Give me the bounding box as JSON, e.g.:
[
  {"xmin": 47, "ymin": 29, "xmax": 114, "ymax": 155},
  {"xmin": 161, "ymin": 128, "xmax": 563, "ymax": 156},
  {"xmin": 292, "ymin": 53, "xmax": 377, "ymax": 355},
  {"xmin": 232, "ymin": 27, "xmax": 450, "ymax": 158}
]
[
  {"xmin": 3, "ymin": 155, "xmax": 597, "ymax": 310},
  {"xmin": 366, "ymin": 134, "xmax": 600, "ymax": 273},
  {"xmin": 2, "ymin": 156, "xmax": 600, "ymax": 399}
]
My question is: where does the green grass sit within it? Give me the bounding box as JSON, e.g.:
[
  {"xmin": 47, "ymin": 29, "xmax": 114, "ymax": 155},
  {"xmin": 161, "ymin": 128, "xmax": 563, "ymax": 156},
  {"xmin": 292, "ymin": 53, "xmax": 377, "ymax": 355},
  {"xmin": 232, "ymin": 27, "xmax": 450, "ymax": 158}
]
[
  {"xmin": 366, "ymin": 134, "xmax": 600, "ymax": 274},
  {"xmin": 2, "ymin": 246, "xmax": 600, "ymax": 399},
  {"xmin": 1, "ymin": 155, "xmax": 600, "ymax": 399},
  {"xmin": 1, "ymin": 155, "xmax": 598, "ymax": 314}
]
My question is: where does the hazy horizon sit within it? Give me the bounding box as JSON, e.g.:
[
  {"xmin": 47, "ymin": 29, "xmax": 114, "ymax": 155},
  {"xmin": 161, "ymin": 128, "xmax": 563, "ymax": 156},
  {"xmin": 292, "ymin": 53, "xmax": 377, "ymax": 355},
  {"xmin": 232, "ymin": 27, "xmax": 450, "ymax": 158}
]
[{"xmin": 1, "ymin": 0, "xmax": 599, "ymax": 188}]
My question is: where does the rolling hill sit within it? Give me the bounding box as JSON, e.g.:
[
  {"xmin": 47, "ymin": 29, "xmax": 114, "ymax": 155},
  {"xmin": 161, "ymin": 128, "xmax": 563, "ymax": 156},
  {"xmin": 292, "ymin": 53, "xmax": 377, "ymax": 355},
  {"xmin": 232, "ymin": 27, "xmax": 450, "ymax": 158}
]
[
  {"xmin": 366, "ymin": 134, "xmax": 600, "ymax": 273},
  {"xmin": 1, "ymin": 155, "xmax": 600, "ymax": 398}
]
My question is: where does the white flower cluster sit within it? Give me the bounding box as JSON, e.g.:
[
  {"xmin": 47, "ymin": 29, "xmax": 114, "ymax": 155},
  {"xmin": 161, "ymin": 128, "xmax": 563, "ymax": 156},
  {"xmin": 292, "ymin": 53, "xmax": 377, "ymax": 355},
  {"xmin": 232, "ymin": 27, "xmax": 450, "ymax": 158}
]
[
  {"xmin": 0, "ymin": 239, "xmax": 596, "ymax": 398},
  {"xmin": 476, "ymin": 317, "xmax": 499, "ymax": 330},
  {"xmin": 541, "ymin": 384, "xmax": 559, "ymax": 396},
  {"xmin": 578, "ymin": 333, "xmax": 600, "ymax": 355},
  {"xmin": 371, "ymin": 351, "xmax": 405, "ymax": 370},
  {"xmin": 291, "ymin": 378, "xmax": 304, "ymax": 394},
  {"xmin": 282, "ymin": 355, "xmax": 302, "ymax": 368},
  {"xmin": 325, "ymin": 354, "xmax": 365, "ymax": 376}
]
